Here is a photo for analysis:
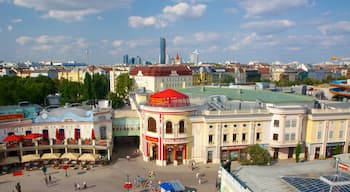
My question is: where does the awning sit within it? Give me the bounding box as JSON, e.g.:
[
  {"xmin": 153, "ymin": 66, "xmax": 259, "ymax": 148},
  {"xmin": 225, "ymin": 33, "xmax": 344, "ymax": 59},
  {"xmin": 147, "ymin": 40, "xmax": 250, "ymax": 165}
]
[
  {"xmin": 0, "ymin": 157, "xmax": 20, "ymax": 166},
  {"xmin": 221, "ymin": 146, "xmax": 247, "ymax": 150},
  {"xmin": 23, "ymin": 133, "xmax": 42, "ymax": 140},
  {"xmin": 60, "ymin": 153, "xmax": 80, "ymax": 161},
  {"xmin": 41, "ymin": 153, "xmax": 61, "ymax": 160},
  {"xmin": 160, "ymin": 180, "xmax": 185, "ymax": 192},
  {"xmin": 327, "ymin": 142, "xmax": 345, "ymax": 147},
  {"xmin": 78, "ymin": 153, "xmax": 99, "ymax": 161},
  {"xmin": 21, "ymin": 154, "xmax": 40, "ymax": 163}
]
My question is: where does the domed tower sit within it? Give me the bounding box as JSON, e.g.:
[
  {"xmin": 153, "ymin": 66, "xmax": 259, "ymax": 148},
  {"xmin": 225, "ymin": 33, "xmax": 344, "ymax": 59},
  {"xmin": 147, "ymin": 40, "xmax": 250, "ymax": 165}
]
[{"xmin": 140, "ymin": 89, "xmax": 197, "ymax": 166}]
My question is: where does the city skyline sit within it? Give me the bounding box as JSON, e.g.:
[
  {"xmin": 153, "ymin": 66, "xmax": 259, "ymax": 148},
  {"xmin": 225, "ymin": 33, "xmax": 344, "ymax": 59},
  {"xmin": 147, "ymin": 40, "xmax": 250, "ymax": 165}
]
[{"xmin": 1, "ymin": 0, "xmax": 350, "ymax": 64}]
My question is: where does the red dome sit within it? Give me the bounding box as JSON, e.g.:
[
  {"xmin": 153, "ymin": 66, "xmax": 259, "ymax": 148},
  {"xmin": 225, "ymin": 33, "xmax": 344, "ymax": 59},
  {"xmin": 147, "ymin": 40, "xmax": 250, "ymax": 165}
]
[{"xmin": 149, "ymin": 89, "xmax": 190, "ymax": 107}]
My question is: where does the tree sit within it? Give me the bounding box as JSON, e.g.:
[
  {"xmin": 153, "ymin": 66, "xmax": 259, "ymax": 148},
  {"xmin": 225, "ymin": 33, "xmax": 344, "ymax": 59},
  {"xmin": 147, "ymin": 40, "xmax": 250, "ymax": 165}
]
[
  {"xmin": 58, "ymin": 80, "xmax": 82, "ymax": 104},
  {"xmin": 91, "ymin": 73, "xmax": 108, "ymax": 99},
  {"xmin": 295, "ymin": 142, "xmax": 301, "ymax": 163},
  {"xmin": 107, "ymin": 92, "xmax": 124, "ymax": 109},
  {"xmin": 334, "ymin": 144, "xmax": 341, "ymax": 155},
  {"xmin": 115, "ymin": 73, "xmax": 133, "ymax": 100},
  {"xmin": 82, "ymin": 73, "xmax": 92, "ymax": 100},
  {"xmin": 240, "ymin": 144, "xmax": 271, "ymax": 165}
]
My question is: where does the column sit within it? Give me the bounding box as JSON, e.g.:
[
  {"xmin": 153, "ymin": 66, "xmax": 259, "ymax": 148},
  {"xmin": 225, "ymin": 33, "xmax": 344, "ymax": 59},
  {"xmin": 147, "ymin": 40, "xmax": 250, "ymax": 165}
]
[
  {"xmin": 183, "ymin": 144, "xmax": 187, "ymax": 160},
  {"xmin": 107, "ymin": 149, "xmax": 110, "ymax": 160},
  {"xmin": 173, "ymin": 145, "xmax": 177, "ymax": 166}
]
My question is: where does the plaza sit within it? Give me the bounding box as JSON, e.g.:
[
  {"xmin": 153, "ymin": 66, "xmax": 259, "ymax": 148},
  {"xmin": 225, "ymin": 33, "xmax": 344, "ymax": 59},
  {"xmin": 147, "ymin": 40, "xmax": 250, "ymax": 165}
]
[{"xmin": 0, "ymin": 145, "xmax": 220, "ymax": 192}]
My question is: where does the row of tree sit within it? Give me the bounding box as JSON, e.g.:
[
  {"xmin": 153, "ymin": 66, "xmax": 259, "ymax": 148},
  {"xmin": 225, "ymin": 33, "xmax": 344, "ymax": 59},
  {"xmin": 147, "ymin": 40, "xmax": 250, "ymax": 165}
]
[{"xmin": 0, "ymin": 73, "xmax": 133, "ymax": 109}]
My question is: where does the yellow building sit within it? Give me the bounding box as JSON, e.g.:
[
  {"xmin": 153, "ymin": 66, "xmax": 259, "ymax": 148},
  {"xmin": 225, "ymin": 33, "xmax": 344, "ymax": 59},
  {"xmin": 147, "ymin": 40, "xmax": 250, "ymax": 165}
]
[
  {"xmin": 306, "ymin": 108, "xmax": 350, "ymax": 160},
  {"xmin": 58, "ymin": 67, "xmax": 85, "ymax": 82}
]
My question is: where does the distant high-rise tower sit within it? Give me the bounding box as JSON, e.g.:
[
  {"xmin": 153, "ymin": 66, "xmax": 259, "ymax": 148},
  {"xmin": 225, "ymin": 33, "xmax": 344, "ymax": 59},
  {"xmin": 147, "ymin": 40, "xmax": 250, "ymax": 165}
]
[
  {"xmin": 123, "ymin": 54, "xmax": 129, "ymax": 64},
  {"xmin": 160, "ymin": 37, "xmax": 166, "ymax": 64},
  {"xmin": 190, "ymin": 49, "xmax": 199, "ymax": 65}
]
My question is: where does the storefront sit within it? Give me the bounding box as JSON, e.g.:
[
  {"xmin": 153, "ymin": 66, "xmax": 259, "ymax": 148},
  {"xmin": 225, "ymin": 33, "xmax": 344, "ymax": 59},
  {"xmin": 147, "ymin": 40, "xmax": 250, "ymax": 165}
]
[{"xmin": 220, "ymin": 146, "xmax": 247, "ymax": 162}]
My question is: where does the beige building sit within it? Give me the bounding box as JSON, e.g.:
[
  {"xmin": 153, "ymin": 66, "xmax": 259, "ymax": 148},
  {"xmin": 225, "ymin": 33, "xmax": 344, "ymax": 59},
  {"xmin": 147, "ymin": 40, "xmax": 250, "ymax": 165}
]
[{"xmin": 129, "ymin": 65, "xmax": 193, "ymax": 92}]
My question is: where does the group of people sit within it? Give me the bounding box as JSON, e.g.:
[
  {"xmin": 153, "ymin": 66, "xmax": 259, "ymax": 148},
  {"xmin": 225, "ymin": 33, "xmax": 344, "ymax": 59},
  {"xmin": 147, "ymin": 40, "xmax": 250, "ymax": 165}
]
[{"xmin": 74, "ymin": 181, "xmax": 87, "ymax": 190}]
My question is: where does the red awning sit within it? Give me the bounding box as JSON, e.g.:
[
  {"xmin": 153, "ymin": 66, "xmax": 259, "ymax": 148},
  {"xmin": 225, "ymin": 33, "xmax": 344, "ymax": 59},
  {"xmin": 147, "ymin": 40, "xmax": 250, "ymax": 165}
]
[
  {"xmin": 56, "ymin": 129, "xmax": 59, "ymax": 139},
  {"xmin": 3, "ymin": 135, "xmax": 23, "ymax": 142},
  {"xmin": 22, "ymin": 133, "xmax": 42, "ymax": 140}
]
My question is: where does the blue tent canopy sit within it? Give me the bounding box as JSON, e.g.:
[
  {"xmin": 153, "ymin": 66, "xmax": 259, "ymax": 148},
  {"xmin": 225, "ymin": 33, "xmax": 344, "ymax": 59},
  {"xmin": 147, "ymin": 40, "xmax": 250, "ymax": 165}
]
[{"xmin": 160, "ymin": 180, "xmax": 185, "ymax": 192}]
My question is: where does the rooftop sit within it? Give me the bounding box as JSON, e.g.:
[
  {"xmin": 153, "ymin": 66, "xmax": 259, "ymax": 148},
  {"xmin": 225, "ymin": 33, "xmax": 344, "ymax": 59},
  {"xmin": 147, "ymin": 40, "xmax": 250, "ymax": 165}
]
[{"xmin": 177, "ymin": 86, "xmax": 315, "ymax": 104}]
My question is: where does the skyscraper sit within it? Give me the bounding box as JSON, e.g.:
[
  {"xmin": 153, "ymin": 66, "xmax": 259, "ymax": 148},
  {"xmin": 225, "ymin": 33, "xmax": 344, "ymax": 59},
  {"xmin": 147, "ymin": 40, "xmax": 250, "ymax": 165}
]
[
  {"xmin": 160, "ymin": 37, "xmax": 166, "ymax": 64},
  {"xmin": 123, "ymin": 54, "xmax": 129, "ymax": 64}
]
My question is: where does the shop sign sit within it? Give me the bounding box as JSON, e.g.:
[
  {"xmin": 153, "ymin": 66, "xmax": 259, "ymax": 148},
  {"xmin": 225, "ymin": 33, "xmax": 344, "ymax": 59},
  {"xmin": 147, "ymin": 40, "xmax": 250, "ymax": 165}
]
[{"xmin": 0, "ymin": 113, "xmax": 23, "ymax": 121}]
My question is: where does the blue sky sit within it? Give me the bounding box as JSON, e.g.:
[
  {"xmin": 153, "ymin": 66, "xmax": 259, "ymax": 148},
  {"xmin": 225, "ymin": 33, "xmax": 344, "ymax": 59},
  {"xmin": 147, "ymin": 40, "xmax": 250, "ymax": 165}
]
[{"xmin": 1, "ymin": 0, "xmax": 350, "ymax": 64}]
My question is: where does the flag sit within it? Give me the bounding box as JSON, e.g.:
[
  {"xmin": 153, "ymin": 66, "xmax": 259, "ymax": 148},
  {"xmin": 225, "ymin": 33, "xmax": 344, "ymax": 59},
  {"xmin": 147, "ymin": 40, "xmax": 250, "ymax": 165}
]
[{"xmin": 339, "ymin": 162, "xmax": 349, "ymax": 171}]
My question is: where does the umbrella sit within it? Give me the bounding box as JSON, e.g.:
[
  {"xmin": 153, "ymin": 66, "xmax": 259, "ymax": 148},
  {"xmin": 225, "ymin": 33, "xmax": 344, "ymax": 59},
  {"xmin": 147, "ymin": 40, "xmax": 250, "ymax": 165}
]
[
  {"xmin": 91, "ymin": 129, "xmax": 95, "ymax": 140},
  {"xmin": 3, "ymin": 135, "xmax": 22, "ymax": 142},
  {"xmin": 78, "ymin": 153, "xmax": 99, "ymax": 161},
  {"xmin": 22, "ymin": 133, "xmax": 42, "ymax": 140},
  {"xmin": 56, "ymin": 129, "xmax": 59, "ymax": 139},
  {"xmin": 41, "ymin": 153, "xmax": 61, "ymax": 160},
  {"xmin": 21, "ymin": 154, "xmax": 40, "ymax": 163},
  {"xmin": 60, "ymin": 153, "xmax": 80, "ymax": 161}
]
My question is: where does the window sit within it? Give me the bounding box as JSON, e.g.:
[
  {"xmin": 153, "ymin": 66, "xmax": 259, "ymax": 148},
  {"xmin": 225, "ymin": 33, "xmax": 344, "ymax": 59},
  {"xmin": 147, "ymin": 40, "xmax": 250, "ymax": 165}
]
[
  {"xmin": 209, "ymin": 125, "xmax": 213, "ymax": 129},
  {"xmin": 148, "ymin": 117, "xmax": 157, "ymax": 132},
  {"xmin": 74, "ymin": 128, "xmax": 80, "ymax": 140},
  {"xmin": 233, "ymin": 124, "xmax": 237, "ymax": 128},
  {"xmin": 42, "ymin": 130, "xmax": 49, "ymax": 140},
  {"xmin": 179, "ymin": 120, "xmax": 185, "ymax": 133},
  {"xmin": 285, "ymin": 120, "xmax": 290, "ymax": 128},
  {"xmin": 339, "ymin": 130, "xmax": 344, "ymax": 138},
  {"xmin": 166, "ymin": 121, "xmax": 172, "ymax": 134},
  {"xmin": 242, "ymin": 133, "xmax": 246, "ymax": 141},
  {"xmin": 243, "ymin": 124, "xmax": 247, "ymax": 128},
  {"xmin": 223, "ymin": 134, "xmax": 227, "ymax": 142},
  {"xmin": 209, "ymin": 135, "xmax": 213, "ymax": 144},
  {"xmin": 257, "ymin": 123, "xmax": 261, "ymax": 127},
  {"xmin": 317, "ymin": 131, "xmax": 322, "ymax": 140},
  {"xmin": 25, "ymin": 130, "xmax": 32, "ymax": 135},
  {"xmin": 273, "ymin": 133, "xmax": 278, "ymax": 141},
  {"xmin": 285, "ymin": 133, "xmax": 289, "ymax": 141},
  {"xmin": 232, "ymin": 134, "xmax": 237, "ymax": 142},
  {"xmin": 256, "ymin": 132, "xmax": 260, "ymax": 141},
  {"xmin": 224, "ymin": 124, "xmax": 228, "ymax": 128},
  {"xmin": 329, "ymin": 131, "xmax": 333, "ymax": 139},
  {"xmin": 290, "ymin": 133, "xmax": 295, "ymax": 141},
  {"xmin": 291, "ymin": 120, "xmax": 297, "ymax": 127},
  {"xmin": 274, "ymin": 120, "xmax": 279, "ymax": 127}
]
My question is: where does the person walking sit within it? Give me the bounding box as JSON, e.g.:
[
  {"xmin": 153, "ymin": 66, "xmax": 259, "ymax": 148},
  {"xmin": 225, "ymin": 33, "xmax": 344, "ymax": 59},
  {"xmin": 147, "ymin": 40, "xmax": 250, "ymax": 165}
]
[
  {"xmin": 44, "ymin": 176, "xmax": 48, "ymax": 186},
  {"xmin": 77, "ymin": 183, "xmax": 80, "ymax": 190},
  {"xmin": 48, "ymin": 174, "xmax": 52, "ymax": 183},
  {"xmin": 83, "ymin": 181, "xmax": 87, "ymax": 189},
  {"xmin": 74, "ymin": 182, "xmax": 77, "ymax": 191},
  {"xmin": 15, "ymin": 182, "xmax": 21, "ymax": 192}
]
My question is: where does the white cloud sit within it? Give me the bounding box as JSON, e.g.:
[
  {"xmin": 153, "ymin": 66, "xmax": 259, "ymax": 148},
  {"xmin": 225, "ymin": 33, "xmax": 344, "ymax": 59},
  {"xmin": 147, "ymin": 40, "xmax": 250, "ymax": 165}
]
[
  {"xmin": 163, "ymin": 2, "xmax": 206, "ymax": 20},
  {"xmin": 194, "ymin": 32, "xmax": 219, "ymax": 42},
  {"xmin": 11, "ymin": 0, "xmax": 132, "ymax": 22},
  {"xmin": 128, "ymin": 2, "xmax": 206, "ymax": 28},
  {"xmin": 112, "ymin": 40, "xmax": 123, "ymax": 47},
  {"xmin": 229, "ymin": 32, "xmax": 275, "ymax": 51},
  {"xmin": 242, "ymin": 19, "xmax": 296, "ymax": 33},
  {"xmin": 15, "ymin": 35, "xmax": 88, "ymax": 54},
  {"xmin": 97, "ymin": 16, "xmax": 104, "ymax": 20},
  {"xmin": 7, "ymin": 25, "xmax": 13, "ymax": 31},
  {"xmin": 128, "ymin": 16, "xmax": 165, "ymax": 28},
  {"xmin": 12, "ymin": 18, "xmax": 23, "ymax": 23},
  {"xmin": 319, "ymin": 21, "xmax": 350, "ymax": 35},
  {"xmin": 239, "ymin": 0, "xmax": 308, "ymax": 17},
  {"xmin": 0, "ymin": 28, "xmax": 2, "ymax": 32},
  {"xmin": 173, "ymin": 36, "xmax": 185, "ymax": 45}
]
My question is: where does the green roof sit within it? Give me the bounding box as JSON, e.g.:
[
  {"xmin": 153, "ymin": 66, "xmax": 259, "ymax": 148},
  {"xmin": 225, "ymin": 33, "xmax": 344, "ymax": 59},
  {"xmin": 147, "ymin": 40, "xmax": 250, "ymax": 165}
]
[{"xmin": 176, "ymin": 87, "xmax": 315, "ymax": 103}]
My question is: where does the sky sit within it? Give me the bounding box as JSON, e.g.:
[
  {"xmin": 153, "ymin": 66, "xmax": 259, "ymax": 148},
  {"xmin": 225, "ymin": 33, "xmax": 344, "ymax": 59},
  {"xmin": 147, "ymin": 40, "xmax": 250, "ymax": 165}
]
[{"xmin": 1, "ymin": 0, "xmax": 350, "ymax": 64}]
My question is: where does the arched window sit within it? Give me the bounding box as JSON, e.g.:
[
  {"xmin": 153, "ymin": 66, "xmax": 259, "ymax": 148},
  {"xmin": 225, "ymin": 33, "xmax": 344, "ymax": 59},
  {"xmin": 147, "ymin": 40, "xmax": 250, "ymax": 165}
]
[
  {"xmin": 148, "ymin": 117, "xmax": 157, "ymax": 132},
  {"xmin": 166, "ymin": 121, "xmax": 173, "ymax": 134},
  {"xmin": 179, "ymin": 120, "xmax": 185, "ymax": 133}
]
